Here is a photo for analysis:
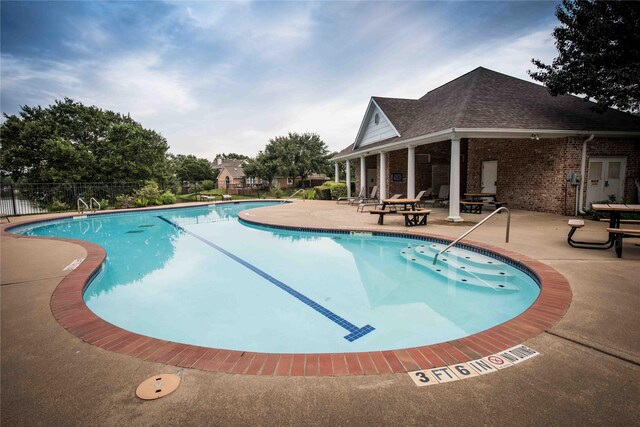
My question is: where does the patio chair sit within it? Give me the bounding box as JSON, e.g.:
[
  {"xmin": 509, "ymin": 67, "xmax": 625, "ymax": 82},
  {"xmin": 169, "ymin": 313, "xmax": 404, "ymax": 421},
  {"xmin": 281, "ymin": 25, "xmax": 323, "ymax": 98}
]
[
  {"xmin": 337, "ymin": 187, "xmax": 364, "ymax": 204},
  {"xmin": 357, "ymin": 186, "xmax": 378, "ymax": 204},
  {"xmin": 415, "ymin": 188, "xmax": 433, "ymax": 207},
  {"xmin": 423, "ymin": 185, "xmax": 449, "ymax": 208},
  {"xmin": 357, "ymin": 186, "xmax": 379, "ymax": 212}
]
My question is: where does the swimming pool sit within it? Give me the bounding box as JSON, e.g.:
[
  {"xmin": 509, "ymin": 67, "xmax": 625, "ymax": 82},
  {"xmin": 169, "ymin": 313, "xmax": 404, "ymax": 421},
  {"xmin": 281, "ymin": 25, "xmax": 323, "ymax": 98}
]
[{"xmin": 14, "ymin": 202, "xmax": 540, "ymax": 353}]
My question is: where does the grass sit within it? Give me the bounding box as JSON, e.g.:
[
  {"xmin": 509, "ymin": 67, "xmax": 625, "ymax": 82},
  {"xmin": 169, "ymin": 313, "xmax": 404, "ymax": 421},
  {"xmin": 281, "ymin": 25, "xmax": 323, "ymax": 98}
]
[{"xmin": 176, "ymin": 188, "xmax": 314, "ymax": 202}]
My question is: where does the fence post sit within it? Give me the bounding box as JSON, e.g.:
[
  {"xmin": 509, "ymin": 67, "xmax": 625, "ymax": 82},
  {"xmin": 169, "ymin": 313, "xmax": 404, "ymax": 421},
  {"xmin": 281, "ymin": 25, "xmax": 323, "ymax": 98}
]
[{"xmin": 10, "ymin": 183, "xmax": 17, "ymax": 215}]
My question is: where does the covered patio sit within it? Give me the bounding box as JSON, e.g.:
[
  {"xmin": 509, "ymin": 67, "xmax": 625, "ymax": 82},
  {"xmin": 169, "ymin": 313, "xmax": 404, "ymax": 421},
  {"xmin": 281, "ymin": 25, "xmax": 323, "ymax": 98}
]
[{"xmin": 332, "ymin": 67, "xmax": 640, "ymax": 219}]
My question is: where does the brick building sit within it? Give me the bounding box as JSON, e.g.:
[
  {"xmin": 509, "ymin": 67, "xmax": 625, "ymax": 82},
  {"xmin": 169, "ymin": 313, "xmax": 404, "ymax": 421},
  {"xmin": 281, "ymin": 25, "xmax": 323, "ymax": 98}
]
[{"xmin": 331, "ymin": 67, "xmax": 640, "ymax": 219}]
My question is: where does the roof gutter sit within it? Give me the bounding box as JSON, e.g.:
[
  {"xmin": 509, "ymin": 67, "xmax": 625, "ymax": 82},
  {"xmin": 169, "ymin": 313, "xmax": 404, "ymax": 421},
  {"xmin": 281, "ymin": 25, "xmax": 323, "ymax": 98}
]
[{"xmin": 331, "ymin": 128, "xmax": 640, "ymax": 162}]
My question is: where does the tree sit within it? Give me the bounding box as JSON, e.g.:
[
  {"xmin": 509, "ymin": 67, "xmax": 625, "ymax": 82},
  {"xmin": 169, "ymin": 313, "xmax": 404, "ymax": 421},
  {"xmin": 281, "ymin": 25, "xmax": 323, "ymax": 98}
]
[
  {"xmin": 243, "ymin": 151, "xmax": 278, "ymax": 187},
  {"xmin": 214, "ymin": 152, "xmax": 250, "ymax": 161},
  {"xmin": 0, "ymin": 98, "xmax": 170, "ymax": 182},
  {"xmin": 324, "ymin": 152, "xmax": 345, "ymax": 180},
  {"xmin": 529, "ymin": 0, "xmax": 640, "ymax": 112},
  {"xmin": 169, "ymin": 154, "xmax": 216, "ymax": 182},
  {"xmin": 258, "ymin": 132, "xmax": 330, "ymax": 188}
]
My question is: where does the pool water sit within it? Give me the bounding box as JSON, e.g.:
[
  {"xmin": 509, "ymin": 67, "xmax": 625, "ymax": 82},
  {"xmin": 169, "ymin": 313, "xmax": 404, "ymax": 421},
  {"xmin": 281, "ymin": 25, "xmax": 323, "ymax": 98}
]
[{"xmin": 16, "ymin": 202, "xmax": 540, "ymax": 353}]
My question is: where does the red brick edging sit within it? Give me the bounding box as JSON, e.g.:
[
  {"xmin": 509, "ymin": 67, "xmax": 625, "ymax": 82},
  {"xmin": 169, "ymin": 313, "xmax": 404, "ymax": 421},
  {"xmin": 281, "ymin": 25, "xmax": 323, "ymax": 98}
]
[{"xmin": 2, "ymin": 209, "xmax": 572, "ymax": 377}]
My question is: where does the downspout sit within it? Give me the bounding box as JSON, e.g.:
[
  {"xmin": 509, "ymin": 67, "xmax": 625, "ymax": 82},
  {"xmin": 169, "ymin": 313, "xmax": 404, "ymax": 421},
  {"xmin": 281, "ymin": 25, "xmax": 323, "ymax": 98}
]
[{"xmin": 577, "ymin": 134, "xmax": 595, "ymax": 215}]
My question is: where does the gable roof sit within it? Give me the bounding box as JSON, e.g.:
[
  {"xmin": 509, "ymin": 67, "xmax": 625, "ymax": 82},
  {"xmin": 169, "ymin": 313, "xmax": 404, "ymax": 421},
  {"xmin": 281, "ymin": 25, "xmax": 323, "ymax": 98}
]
[
  {"xmin": 219, "ymin": 165, "xmax": 245, "ymax": 179},
  {"xmin": 213, "ymin": 159, "xmax": 245, "ymax": 170},
  {"xmin": 336, "ymin": 67, "xmax": 640, "ymax": 158}
]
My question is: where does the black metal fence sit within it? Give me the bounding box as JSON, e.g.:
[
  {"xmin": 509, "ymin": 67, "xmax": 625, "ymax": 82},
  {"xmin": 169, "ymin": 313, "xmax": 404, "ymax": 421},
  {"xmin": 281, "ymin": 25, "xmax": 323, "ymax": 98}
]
[{"xmin": 0, "ymin": 182, "xmax": 142, "ymax": 216}]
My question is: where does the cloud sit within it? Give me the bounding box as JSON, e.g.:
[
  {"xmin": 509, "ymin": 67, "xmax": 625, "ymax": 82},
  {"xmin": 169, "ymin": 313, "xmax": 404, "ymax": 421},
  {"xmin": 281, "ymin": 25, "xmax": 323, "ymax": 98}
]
[{"xmin": 1, "ymin": 1, "xmax": 560, "ymax": 159}]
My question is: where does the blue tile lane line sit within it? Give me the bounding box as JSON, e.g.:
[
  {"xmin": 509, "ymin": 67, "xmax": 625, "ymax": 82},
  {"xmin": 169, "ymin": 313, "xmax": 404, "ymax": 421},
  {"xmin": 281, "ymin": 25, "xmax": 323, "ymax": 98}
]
[{"xmin": 157, "ymin": 216, "xmax": 375, "ymax": 342}]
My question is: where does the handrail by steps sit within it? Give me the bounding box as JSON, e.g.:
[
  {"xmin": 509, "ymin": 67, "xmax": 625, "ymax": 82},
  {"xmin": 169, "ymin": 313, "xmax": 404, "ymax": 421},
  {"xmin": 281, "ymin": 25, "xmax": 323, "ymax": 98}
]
[
  {"xmin": 282, "ymin": 189, "xmax": 305, "ymax": 203},
  {"xmin": 89, "ymin": 197, "xmax": 101, "ymax": 211},
  {"xmin": 77, "ymin": 197, "xmax": 89, "ymax": 213},
  {"xmin": 433, "ymin": 207, "xmax": 510, "ymax": 265}
]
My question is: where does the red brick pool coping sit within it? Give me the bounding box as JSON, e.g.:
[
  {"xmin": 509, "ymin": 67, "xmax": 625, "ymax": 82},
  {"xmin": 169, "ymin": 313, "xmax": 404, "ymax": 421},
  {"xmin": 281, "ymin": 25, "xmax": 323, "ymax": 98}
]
[{"xmin": 2, "ymin": 206, "xmax": 572, "ymax": 377}]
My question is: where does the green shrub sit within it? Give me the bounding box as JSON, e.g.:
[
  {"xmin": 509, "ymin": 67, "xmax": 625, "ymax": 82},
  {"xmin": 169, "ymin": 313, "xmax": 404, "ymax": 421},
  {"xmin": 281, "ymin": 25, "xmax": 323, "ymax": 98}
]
[
  {"xmin": 135, "ymin": 181, "xmax": 161, "ymax": 205},
  {"xmin": 314, "ymin": 185, "xmax": 331, "ymax": 200},
  {"xmin": 271, "ymin": 187, "xmax": 284, "ymax": 199},
  {"xmin": 115, "ymin": 195, "xmax": 135, "ymax": 209},
  {"xmin": 322, "ymin": 182, "xmax": 347, "ymax": 200},
  {"xmin": 98, "ymin": 199, "xmax": 110, "ymax": 210},
  {"xmin": 202, "ymin": 180, "xmax": 215, "ymax": 191},
  {"xmin": 305, "ymin": 189, "xmax": 316, "ymax": 200},
  {"xmin": 160, "ymin": 191, "xmax": 176, "ymax": 204},
  {"xmin": 135, "ymin": 198, "xmax": 149, "ymax": 208},
  {"xmin": 50, "ymin": 200, "xmax": 70, "ymax": 212}
]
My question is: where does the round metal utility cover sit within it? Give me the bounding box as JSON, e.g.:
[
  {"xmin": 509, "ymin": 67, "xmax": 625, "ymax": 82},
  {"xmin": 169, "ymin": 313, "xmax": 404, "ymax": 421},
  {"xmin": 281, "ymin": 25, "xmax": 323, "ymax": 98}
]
[{"xmin": 136, "ymin": 374, "xmax": 181, "ymax": 400}]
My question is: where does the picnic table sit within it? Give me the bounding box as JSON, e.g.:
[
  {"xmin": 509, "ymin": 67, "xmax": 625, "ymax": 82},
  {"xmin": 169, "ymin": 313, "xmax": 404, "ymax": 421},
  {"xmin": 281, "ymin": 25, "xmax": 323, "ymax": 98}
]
[
  {"xmin": 380, "ymin": 198, "xmax": 419, "ymax": 211},
  {"xmin": 592, "ymin": 204, "xmax": 640, "ymax": 229},
  {"xmin": 461, "ymin": 193, "xmax": 507, "ymax": 213},
  {"xmin": 371, "ymin": 199, "xmax": 427, "ymax": 226},
  {"xmin": 464, "ymin": 192, "xmax": 496, "ymax": 202},
  {"xmin": 568, "ymin": 204, "xmax": 640, "ymax": 256}
]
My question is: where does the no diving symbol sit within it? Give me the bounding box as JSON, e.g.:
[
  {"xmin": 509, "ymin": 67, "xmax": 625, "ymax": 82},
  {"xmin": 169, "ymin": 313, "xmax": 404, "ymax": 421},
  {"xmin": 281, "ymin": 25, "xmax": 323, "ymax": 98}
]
[{"xmin": 488, "ymin": 355, "xmax": 505, "ymax": 365}]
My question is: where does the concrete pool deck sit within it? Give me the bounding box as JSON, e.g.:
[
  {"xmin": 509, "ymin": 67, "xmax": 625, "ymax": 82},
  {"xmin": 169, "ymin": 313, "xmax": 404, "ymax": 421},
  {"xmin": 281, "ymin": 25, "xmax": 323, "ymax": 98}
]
[{"xmin": 1, "ymin": 200, "xmax": 639, "ymax": 425}]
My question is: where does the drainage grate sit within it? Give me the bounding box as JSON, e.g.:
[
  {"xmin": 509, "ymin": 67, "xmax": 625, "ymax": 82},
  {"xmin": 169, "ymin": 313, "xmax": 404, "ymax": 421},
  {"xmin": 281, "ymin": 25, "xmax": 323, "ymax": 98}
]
[
  {"xmin": 138, "ymin": 224, "xmax": 155, "ymax": 228},
  {"xmin": 126, "ymin": 230, "xmax": 144, "ymax": 234}
]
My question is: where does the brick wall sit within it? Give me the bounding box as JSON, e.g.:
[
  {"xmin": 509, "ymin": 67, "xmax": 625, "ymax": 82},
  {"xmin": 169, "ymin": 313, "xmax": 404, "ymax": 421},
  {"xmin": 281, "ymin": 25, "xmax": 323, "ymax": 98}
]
[{"xmin": 466, "ymin": 137, "xmax": 640, "ymax": 215}]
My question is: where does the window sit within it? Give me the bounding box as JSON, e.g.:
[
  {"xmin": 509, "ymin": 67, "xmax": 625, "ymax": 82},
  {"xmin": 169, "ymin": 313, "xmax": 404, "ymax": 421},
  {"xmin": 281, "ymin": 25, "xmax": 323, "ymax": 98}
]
[{"xmin": 374, "ymin": 113, "xmax": 380, "ymax": 125}]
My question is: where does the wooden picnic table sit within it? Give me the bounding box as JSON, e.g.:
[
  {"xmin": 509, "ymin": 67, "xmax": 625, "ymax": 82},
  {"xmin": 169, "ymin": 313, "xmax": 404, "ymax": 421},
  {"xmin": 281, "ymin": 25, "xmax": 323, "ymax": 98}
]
[
  {"xmin": 569, "ymin": 204, "xmax": 640, "ymax": 251},
  {"xmin": 381, "ymin": 198, "xmax": 419, "ymax": 211},
  {"xmin": 464, "ymin": 192, "xmax": 496, "ymax": 202},
  {"xmin": 591, "ymin": 204, "xmax": 640, "ymax": 228}
]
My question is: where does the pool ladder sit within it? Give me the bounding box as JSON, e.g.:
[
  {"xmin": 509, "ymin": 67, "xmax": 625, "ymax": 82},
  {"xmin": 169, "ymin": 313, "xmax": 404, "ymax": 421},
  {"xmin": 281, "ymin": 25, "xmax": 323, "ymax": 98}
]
[
  {"xmin": 433, "ymin": 207, "xmax": 511, "ymax": 265},
  {"xmin": 77, "ymin": 197, "xmax": 101, "ymax": 213}
]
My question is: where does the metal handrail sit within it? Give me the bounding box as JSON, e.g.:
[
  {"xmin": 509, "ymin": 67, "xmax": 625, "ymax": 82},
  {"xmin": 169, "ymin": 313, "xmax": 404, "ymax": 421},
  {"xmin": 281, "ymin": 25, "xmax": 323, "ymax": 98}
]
[
  {"xmin": 89, "ymin": 197, "xmax": 101, "ymax": 211},
  {"xmin": 77, "ymin": 197, "xmax": 89, "ymax": 213},
  {"xmin": 282, "ymin": 189, "xmax": 305, "ymax": 203},
  {"xmin": 433, "ymin": 207, "xmax": 510, "ymax": 264}
]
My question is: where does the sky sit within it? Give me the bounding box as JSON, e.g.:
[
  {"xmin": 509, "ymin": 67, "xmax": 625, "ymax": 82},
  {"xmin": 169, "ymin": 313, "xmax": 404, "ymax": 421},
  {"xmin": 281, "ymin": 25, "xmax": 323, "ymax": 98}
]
[{"xmin": 1, "ymin": 1, "xmax": 561, "ymax": 158}]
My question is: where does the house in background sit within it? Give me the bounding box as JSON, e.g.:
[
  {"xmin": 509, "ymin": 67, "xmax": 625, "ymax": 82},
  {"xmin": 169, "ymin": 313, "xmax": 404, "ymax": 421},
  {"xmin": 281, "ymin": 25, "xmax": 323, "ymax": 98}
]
[
  {"xmin": 331, "ymin": 67, "xmax": 640, "ymax": 220},
  {"xmin": 212, "ymin": 159, "xmax": 247, "ymax": 191}
]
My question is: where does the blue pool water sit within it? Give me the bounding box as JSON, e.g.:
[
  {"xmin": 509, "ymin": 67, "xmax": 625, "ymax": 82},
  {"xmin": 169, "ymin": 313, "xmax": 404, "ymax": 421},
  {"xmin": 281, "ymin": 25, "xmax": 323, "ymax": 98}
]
[{"xmin": 14, "ymin": 202, "xmax": 540, "ymax": 353}]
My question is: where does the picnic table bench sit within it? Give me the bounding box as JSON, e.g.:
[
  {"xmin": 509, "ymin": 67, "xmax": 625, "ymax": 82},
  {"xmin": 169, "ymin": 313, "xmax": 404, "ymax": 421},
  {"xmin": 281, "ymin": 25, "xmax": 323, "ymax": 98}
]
[
  {"xmin": 370, "ymin": 208, "xmax": 430, "ymax": 226},
  {"xmin": 370, "ymin": 209, "xmax": 390, "ymax": 225},
  {"xmin": 607, "ymin": 228, "xmax": 640, "ymax": 258},
  {"xmin": 200, "ymin": 194, "xmax": 232, "ymax": 201},
  {"xmin": 398, "ymin": 209, "xmax": 431, "ymax": 226},
  {"xmin": 460, "ymin": 201, "xmax": 484, "ymax": 214}
]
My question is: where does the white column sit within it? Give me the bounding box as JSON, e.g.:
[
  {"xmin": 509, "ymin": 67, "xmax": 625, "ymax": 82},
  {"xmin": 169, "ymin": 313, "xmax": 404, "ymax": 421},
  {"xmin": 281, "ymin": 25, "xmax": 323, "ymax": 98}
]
[
  {"xmin": 447, "ymin": 137, "xmax": 463, "ymax": 222},
  {"xmin": 345, "ymin": 160, "xmax": 351, "ymax": 198},
  {"xmin": 407, "ymin": 145, "xmax": 416, "ymax": 199},
  {"xmin": 379, "ymin": 152, "xmax": 387, "ymax": 200},
  {"xmin": 334, "ymin": 162, "xmax": 339, "ymax": 182},
  {"xmin": 360, "ymin": 156, "xmax": 366, "ymax": 195}
]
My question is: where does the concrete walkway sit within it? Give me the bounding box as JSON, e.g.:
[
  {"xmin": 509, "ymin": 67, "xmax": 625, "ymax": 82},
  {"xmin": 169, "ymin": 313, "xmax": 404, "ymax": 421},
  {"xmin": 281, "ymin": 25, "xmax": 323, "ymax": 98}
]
[{"xmin": 1, "ymin": 201, "xmax": 639, "ymax": 426}]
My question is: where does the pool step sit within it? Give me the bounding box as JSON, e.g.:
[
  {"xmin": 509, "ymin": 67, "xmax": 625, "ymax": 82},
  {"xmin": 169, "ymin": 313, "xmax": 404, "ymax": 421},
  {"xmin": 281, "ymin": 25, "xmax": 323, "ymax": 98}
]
[
  {"xmin": 399, "ymin": 244, "xmax": 518, "ymax": 291},
  {"xmin": 410, "ymin": 245, "xmax": 514, "ymax": 280},
  {"xmin": 413, "ymin": 244, "xmax": 504, "ymax": 269}
]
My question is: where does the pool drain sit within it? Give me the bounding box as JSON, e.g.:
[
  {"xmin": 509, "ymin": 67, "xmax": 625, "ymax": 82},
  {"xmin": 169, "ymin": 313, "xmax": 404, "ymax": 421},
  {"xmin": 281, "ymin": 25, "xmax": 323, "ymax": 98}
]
[{"xmin": 136, "ymin": 373, "xmax": 181, "ymax": 400}]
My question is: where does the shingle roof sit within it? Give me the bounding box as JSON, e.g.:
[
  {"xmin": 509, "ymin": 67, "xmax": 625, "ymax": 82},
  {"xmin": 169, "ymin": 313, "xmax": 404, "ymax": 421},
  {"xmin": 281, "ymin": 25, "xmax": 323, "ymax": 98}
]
[
  {"xmin": 337, "ymin": 67, "xmax": 640, "ymax": 157},
  {"xmin": 213, "ymin": 159, "xmax": 245, "ymax": 170},
  {"xmin": 222, "ymin": 165, "xmax": 245, "ymax": 179}
]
